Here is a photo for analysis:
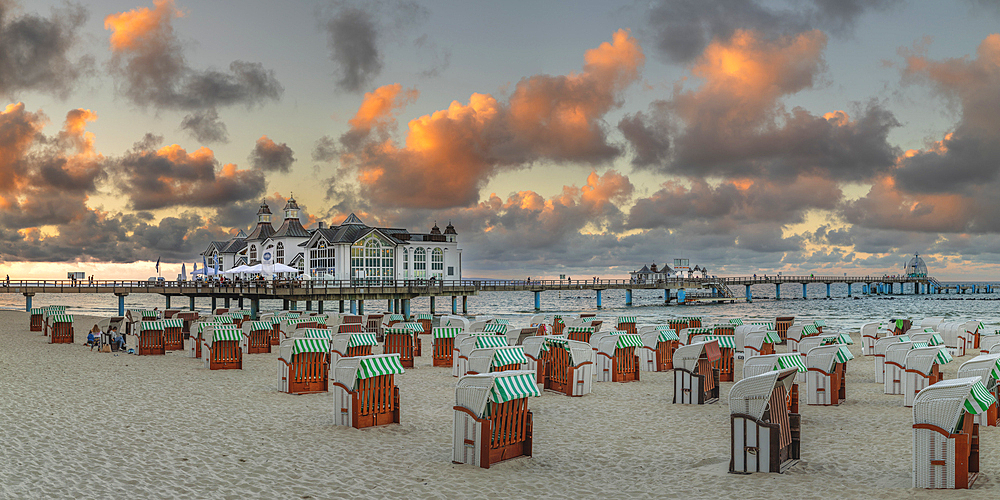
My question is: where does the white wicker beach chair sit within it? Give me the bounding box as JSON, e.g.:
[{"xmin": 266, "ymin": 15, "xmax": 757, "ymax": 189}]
[
  {"xmin": 520, "ymin": 336, "xmax": 551, "ymax": 390},
  {"xmin": 805, "ymin": 345, "xmax": 853, "ymax": 405},
  {"xmin": 594, "ymin": 333, "xmax": 642, "ymax": 382},
  {"xmin": 860, "ymin": 321, "xmax": 886, "ymax": 355},
  {"xmin": 919, "ymin": 317, "xmax": 945, "ymax": 330},
  {"xmin": 786, "ymin": 323, "xmax": 821, "ymax": 353},
  {"xmin": 276, "ymin": 338, "xmax": 327, "ymax": 394},
  {"xmin": 885, "ymin": 341, "xmax": 925, "ymax": 395},
  {"xmin": 672, "ymin": 341, "xmax": 722, "ymax": 404},
  {"xmin": 453, "ymin": 370, "xmax": 540, "ymax": 468},
  {"xmin": 540, "ymin": 338, "xmax": 593, "ymax": 396},
  {"xmin": 912, "ymin": 377, "xmax": 994, "ymax": 489},
  {"xmin": 733, "ymin": 324, "xmax": 767, "ymax": 354},
  {"xmin": 874, "ymin": 336, "xmax": 910, "ymax": 383},
  {"xmin": 441, "ymin": 315, "xmax": 470, "ymax": 331},
  {"xmin": 468, "ymin": 346, "xmax": 528, "ymax": 375},
  {"xmin": 956, "ymin": 353, "xmax": 1000, "ymax": 427},
  {"xmin": 332, "ymin": 353, "xmax": 404, "ymax": 428},
  {"xmin": 729, "ymin": 368, "xmax": 801, "ymax": 474},
  {"xmin": 904, "ymin": 347, "xmax": 952, "ymax": 407},
  {"xmin": 330, "ymin": 332, "xmax": 378, "ymax": 367},
  {"xmin": 744, "ymin": 330, "xmax": 781, "ymax": 360}
]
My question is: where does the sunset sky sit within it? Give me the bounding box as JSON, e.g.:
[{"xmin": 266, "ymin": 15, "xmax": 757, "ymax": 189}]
[{"xmin": 2, "ymin": 0, "xmax": 1000, "ymax": 280}]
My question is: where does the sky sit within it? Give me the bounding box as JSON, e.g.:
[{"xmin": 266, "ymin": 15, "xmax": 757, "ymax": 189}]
[{"xmin": 2, "ymin": 0, "xmax": 1000, "ymax": 280}]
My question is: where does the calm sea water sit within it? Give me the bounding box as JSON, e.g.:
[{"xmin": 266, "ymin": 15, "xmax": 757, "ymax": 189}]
[{"xmin": 4, "ymin": 282, "xmax": 1000, "ymax": 330}]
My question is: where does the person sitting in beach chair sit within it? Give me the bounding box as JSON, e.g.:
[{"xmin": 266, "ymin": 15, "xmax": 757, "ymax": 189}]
[
  {"xmin": 86, "ymin": 325, "xmax": 100, "ymax": 350},
  {"xmin": 111, "ymin": 329, "xmax": 125, "ymax": 352}
]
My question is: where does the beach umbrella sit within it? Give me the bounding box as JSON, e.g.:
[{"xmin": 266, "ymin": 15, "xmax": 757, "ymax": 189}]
[
  {"xmin": 181, "ymin": 263, "xmax": 187, "ymax": 281},
  {"xmin": 272, "ymin": 263, "xmax": 299, "ymax": 274}
]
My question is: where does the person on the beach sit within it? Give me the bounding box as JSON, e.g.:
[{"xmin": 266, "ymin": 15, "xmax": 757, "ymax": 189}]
[{"xmin": 87, "ymin": 325, "xmax": 100, "ymax": 350}]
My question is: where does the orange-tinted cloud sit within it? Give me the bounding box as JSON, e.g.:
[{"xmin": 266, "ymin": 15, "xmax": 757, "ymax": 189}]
[
  {"xmin": 348, "ymin": 84, "xmax": 418, "ymax": 132},
  {"xmin": 248, "ymin": 136, "xmax": 295, "ymax": 173},
  {"xmin": 333, "ymin": 30, "xmax": 644, "ymax": 209},
  {"xmin": 104, "ymin": 0, "xmax": 182, "ymax": 52}
]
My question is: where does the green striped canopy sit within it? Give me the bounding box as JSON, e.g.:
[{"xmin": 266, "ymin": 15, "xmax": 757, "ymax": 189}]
[
  {"xmin": 50, "ymin": 314, "xmax": 73, "ymax": 323},
  {"xmin": 837, "ymin": 333, "xmax": 854, "ymax": 345},
  {"xmin": 566, "ymin": 326, "xmax": 594, "ymax": 334},
  {"xmin": 545, "ymin": 337, "xmax": 569, "ymax": 346},
  {"xmin": 897, "ymin": 335, "xmax": 911, "ymax": 342},
  {"xmin": 729, "ymin": 318, "xmax": 744, "ymax": 326},
  {"xmin": 213, "ymin": 328, "xmax": 242, "ymax": 342},
  {"xmin": 614, "ymin": 333, "xmax": 644, "ymax": 349},
  {"xmin": 269, "ymin": 316, "xmax": 282, "ymax": 325},
  {"xmin": 286, "ymin": 312, "xmax": 302, "ymax": 318},
  {"xmin": 140, "ymin": 310, "xmax": 159, "ymax": 318},
  {"xmin": 313, "ymin": 316, "xmax": 328, "ymax": 325},
  {"xmin": 44, "ymin": 305, "xmax": 66, "ymax": 313},
  {"xmin": 935, "ymin": 348, "xmax": 953, "ymax": 365},
  {"xmin": 989, "ymin": 358, "xmax": 1000, "ymax": 381},
  {"xmin": 495, "ymin": 319, "xmax": 511, "ymax": 325},
  {"xmin": 161, "ymin": 319, "xmax": 183, "ymax": 328},
  {"xmin": 358, "ymin": 355, "xmax": 405, "ymax": 380},
  {"xmin": 235, "ymin": 310, "xmax": 251, "ymax": 318},
  {"xmin": 140, "ymin": 320, "xmax": 163, "ymax": 331},
  {"xmin": 750, "ymin": 322, "xmax": 775, "ymax": 329},
  {"xmin": 682, "ymin": 316, "xmax": 702, "ymax": 321},
  {"xmin": 834, "ymin": 345, "xmax": 855, "ymax": 363},
  {"xmin": 820, "ymin": 336, "xmax": 839, "ymax": 346},
  {"xmin": 492, "ymin": 346, "xmax": 528, "ymax": 367},
  {"xmin": 617, "ymin": 316, "xmax": 637, "ymax": 324},
  {"xmin": 248, "ymin": 321, "xmax": 272, "ymax": 331},
  {"xmin": 387, "ymin": 314, "xmax": 405, "ymax": 322},
  {"xmin": 775, "ymin": 355, "xmax": 807, "ymax": 372},
  {"xmin": 657, "ymin": 330, "xmax": 680, "ymax": 342},
  {"xmin": 291, "ymin": 338, "xmax": 328, "ymax": 355},
  {"xmin": 668, "ymin": 319, "xmax": 687, "ymax": 325},
  {"xmin": 476, "ymin": 335, "xmax": 509, "ymax": 349},
  {"xmin": 704, "ymin": 335, "xmax": 735, "ymax": 348},
  {"xmin": 926, "ymin": 334, "xmax": 944, "ymax": 346},
  {"xmin": 30, "ymin": 308, "xmax": 42, "ymax": 315},
  {"xmin": 433, "ymin": 327, "xmax": 461, "ymax": 339},
  {"xmin": 287, "ymin": 317, "xmax": 314, "ymax": 326},
  {"xmin": 212, "ymin": 317, "xmax": 234, "ymax": 324},
  {"xmin": 489, "ymin": 372, "xmax": 541, "ymax": 406},
  {"xmin": 302, "ymin": 328, "xmax": 332, "ymax": 340},
  {"xmin": 813, "ymin": 319, "xmax": 827, "ymax": 328},
  {"xmin": 348, "ymin": 333, "xmax": 378, "ymax": 347},
  {"xmin": 912, "ymin": 342, "xmax": 929, "ymax": 349},
  {"xmin": 894, "ymin": 319, "xmax": 908, "ymax": 329},
  {"xmin": 802, "ymin": 325, "xmax": 819, "ymax": 335},
  {"xmin": 416, "ymin": 314, "xmax": 433, "ymax": 320},
  {"xmin": 384, "ymin": 327, "xmax": 416, "ymax": 336},
  {"xmin": 762, "ymin": 331, "xmax": 782, "ymax": 344},
  {"xmin": 688, "ymin": 327, "xmax": 714, "ymax": 334},
  {"xmin": 401, "ymin": 322, "xmax": 423, "ymax": 332},
  {"xmin": 973, "ymin": 321, "xmax": 985, "ymax": 332},
  {"xmin": 483, "ymin": 323, "xmax": 508, "ymax": 334},
  {"xmin": 966, "ymin": 380, "xmax": 996, "ymax": 415}
]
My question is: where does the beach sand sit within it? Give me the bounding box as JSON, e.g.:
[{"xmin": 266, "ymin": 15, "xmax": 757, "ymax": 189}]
[{"xmin": 0, "ymin": 310, "xmax": 995, "ymax": 499}]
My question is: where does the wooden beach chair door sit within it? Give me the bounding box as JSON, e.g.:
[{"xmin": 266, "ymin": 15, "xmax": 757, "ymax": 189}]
[
  {"xmin": 339, "ymin": 323, "xmax": 364, "ymax": 334},
  {"xmin": 290, "ymin": 351, "xmax": 328, "ymax": 393},
  {"xmin": 775, "ymin": 317, "xmax": 794, "ymax": 343},
  {"xmin": 210, "ymin": 340, "xmax": 242, "ymax": 370},
  {"xmin": 545, "ymin": 346, "xmax": 570, "ymax": 395},
  {"xmin": 51, "ymin": 320, "xmax": 74, "ymax": 344},
  {"xmin": 612, "ymin": 346, "xmax": 640, "ymax": 382},
  {"xmin": 487, "ymin": 399, "xmax": 533, "ymax": 467},
  {"xmin": 656, "ymin": 340, "xmax": 678, "ymax": 371},
  {"xmin": 247, "ymin": 322, "xmax": 271, "ymax": 354},
  {"xmin": 29, "ymin": 310, "xmax": 43, "ymax": 332},
  {"xmin": 163, "ymin": 320, "xmax": 184, "ymax": 350},
  {"xmin": 353, "ymin": 374, "xmax": 400, "ymax": 428},
  {"xmin": 270, "ymin": 321, "xmax": 281, "ymax": 345},
  {"xmin": 139, "ymin": 324, "xmax": 165, "ymax": 355},
  {"xmin": 384, "ymin": 331, "xmax": 415, "ymax": 368},
  {"xmin": 365, "ymin": 314, "xmax": 383, "ymax": 335},
  {"xmin": 433, "ymin": 336, "xmax": 454, "ymax": 367}
]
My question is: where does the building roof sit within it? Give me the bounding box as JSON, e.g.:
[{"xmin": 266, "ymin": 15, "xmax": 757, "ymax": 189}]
[
  {"xmin": 341, "ymin": 213, "xmax": 365, "ymax": 225},
  {"xmin": 444, "ymin": 221, "xmax": 457, "ymax": 235},
  {"xmin": 273, "ymin": 217, "xmax": 310, "ymax": 238}
]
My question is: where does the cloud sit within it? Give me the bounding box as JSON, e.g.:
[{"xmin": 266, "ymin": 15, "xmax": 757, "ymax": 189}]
[
  {"xmin": 180, "ymin": 108, "xmax": 228, "ymax": 143},
  {"xmin": 631, "ymin": 29, "xmax": 900, "ymax": 182},
  {"xmin": 0, "ymin": 1, "xmax": 93, "ymax": 98},
  {"xmin": 319, "ymin": 0, "xmax": 429, "ymax": 92},
  {"xmin": 333, "ymin": 30, "xmax": 645, "ymax": 208},
  {"xmin": 645, "ymin": 0, "xmax": 898, "ymax": 63},
  {"xmin": 104, "ymin": 1, "xmax": 282, "ymax": 111},
  {"xmin": 248, "ymin": 136, "xmax": 295, "ymax": 172},
  {"xmin": 112, "ymin": 134, "xmax": 265, "ymax": 210}
]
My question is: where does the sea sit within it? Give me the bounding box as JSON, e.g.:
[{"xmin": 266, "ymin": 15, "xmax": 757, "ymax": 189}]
[{"xmin": 4, "ymin": 281, "xmax": 1000, "ymax": 330}]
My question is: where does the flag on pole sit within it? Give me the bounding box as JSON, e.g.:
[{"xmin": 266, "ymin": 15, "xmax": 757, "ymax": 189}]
[
  {"xmin": 203, "ymin": 254, "xmax": 208, "ymax": 274},
  {"xmin": 214, "ymin": 255, "xmax": 219, "ymax": 275},
  {"xmin": 155, "ymin": 257, "xmax": 160, "ymax": 274}
]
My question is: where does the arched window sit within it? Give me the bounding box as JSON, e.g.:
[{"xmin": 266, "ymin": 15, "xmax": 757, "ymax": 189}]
[
  {"xmin": 402, "ymin": 248, "xmax": 408, "ymax": 277},
  {"xmin": 431, "ymin": 248, "xmax": 443, "ymax": 277},
  {"xmin": 413, "ymin": 247, "xmax": 426, "ymax": 277},
  {"xmin": 249, "ymin": 245, "xmax": 257, "ymax": 262},
  {"xmin": 276, "ymin": 242, "xmax": 284, "ymax": 264},
  {"xmin": 309, "ymin": 240, "xmax": 333, "ymax": 277},
  {"xmin": 352, "ymin": 234, "xmax": 394, "ymax": 280}
]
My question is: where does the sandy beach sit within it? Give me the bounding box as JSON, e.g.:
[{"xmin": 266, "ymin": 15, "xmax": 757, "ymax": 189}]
[{"xmin": 0, "ymin": 310, "xmax": 995, "ymax": 499}]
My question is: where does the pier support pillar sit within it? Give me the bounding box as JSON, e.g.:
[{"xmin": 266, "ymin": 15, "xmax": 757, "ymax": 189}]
[
  {"xmin": 775, "ymin": 284, "xmax": 781, "ymax": 300},
  {"xmin": 165, "ymin": 295, "xmax": 171, "ymax": 309},
  {"xmin": 305, "ymin": 301, "xmax": 312, "ymax": 311},
  {"xmin": 224, "ymin": 297, "xmax": 230, "ymax": 308},
  {"xmin": 250, "ymin": 298, "xmax": 259, "ymax": 320},
  {"xmin": 350, "ymin": 300, "xmax": 356, "ymax": 314},
  {"xmin": 318, "ymin": 301, "xmax": 324, "ymax": 314},
  {"xmin": 826, "ymin": 283, "xmax": 831, "ymax": 298},
  {"xmin": 534, "ymin": 291, "xmax": 541, "ymax": 311},
  {"xmin": 677, "ymin": 289, "xmax": 686, "ymax": 304},
  {"xmin": 357, "ymin": 300, "xmax": 364, "ymax": 315},
  {"xmin": 23, "ymin": 293, "xmax": 32, "ymax": 312},
  {"xmin": 190, "ymin": 296, "xmax": 195, "ymax": 311},
  {"xmin": 430, "ymin": 296, "xmax": 436, "ymax": 314},
  {"xmin": 745, "ymin": 285, "xmax": 752, "ymax": 303},
  {"xmin": 212, "ymin": 296, "xmax": 218, "ymax": 311},
  {"xmin": 462, "ymin": 296, "xmax": 468, "ymax": 314},
  {"xmin": 238, "ymin": 297, "xmax": 244, "ymax": 308},
  {"xmin": 387, "ymin": 299, "xmax": 393, "ymax": 313},
  {"xmin": 117, "ymin": 294, "xmax": 126, "ymax": 316},
  {"xmin": 802, "ymin": 283, "xmax": 807, "ymax": 299},
  {"xmin": 452, "ymin": 296, "xmax": 457, "ymax": 315},
  {"xmin": 403, "ymin": 299, "xmax": 410, "ymax": 318},
  {"xmin": 847, "ymin": 283, "xmax": 852, "ymax": 297},
  {"xmin": 596, "ymin": 290, "xmax": 603, "ymax": 309},
  {"xmin": 625, "ymin": 289, "xmax": 633, "ymax": 306},
  {"xmin": 290, "ymin": 300, "xmax": 297, "ymax": 311},
  {"xmin": 339, "ymin": 300, "xmax": 345, "ymax": 313},
  {"xmin": 664, "ymin": 289, "xmax": 670, "ymax": 303}
]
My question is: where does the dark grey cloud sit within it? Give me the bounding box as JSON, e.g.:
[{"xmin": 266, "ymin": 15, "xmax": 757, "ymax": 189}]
[
  {"xmin": 0, "ymin": 1, "xmax": 93, "ymax": 98},
  {"xmin": 180, "ymin": 108, "xmax": 229, "ymax": 143},
  {"xmin": 617, "ymin": 111, "xmax": 670, "ymax": 168},
  {"xmin": 646, "ymin": 0, "xmax": 898, "ymax": 63},
  {"xmin": 112, "ymin": 134, "xmax": 265, "ymax": 210},
  {"xmin": 249, "ymin": 136, "xmax": 295, "ymax": 173}
]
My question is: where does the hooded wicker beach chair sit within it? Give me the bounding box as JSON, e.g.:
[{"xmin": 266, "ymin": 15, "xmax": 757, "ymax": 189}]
[
  {"xmin": 383, "ymin": 326, "xmax": 419, "ymax": 368},
  {"xmin": 432, "ymin": 327, "xmax": 462, "ymax": 367},
  {"xmin": 874, "ymin": 335, "xmax": 911, "ymax": 383},
  {"xmin": 203, "ymin": 325, "xmax": 242, "ymax": 370},
  {"xmin": 734, "ymin": 323, "xmax": 767, "ymax": 354},
  {"xmin": 673, "ymin": 341, "xmax": 723, "ymax": 404},
  {"xmin": 332, "ymin": 353, "xmax": 404, "ymax": 428},
  {"xmin": 48, "ymin": 314, "xmax": 74, "ymax": 344},
  {"xmin": 805, "ymin": 344, "xmax": 854, "ymax": 405},
  {"xmin": 277, "ymin": 338, "xmax": 327, "ymax": 393},
  {"xmin": 729, "ymin": 368, "xmax": 801, "ymax": 474},
  {"xmin": 136, "ymin": 320, "xmax": 165, "ymax": 355},
  {"xmin": 453, "ymin": 370, "xmax": 540, "ymax": 468},
  {"xmin": 885, "ymin": 341, "xmax": 928, "ymax": 394},
  {"xmin": 541, "ymin": 337, "xmax": 593, "ymax": 396},
  {"xmin": 956, "ymin": 354, "xmax": 1000, "ymax": 427},
  {"xmin": 616, "ymin": 316, "xmax": 637, "ymax": 335},
  {"xmin": 29, "ymin": 307, "xmax": 43, "ymax": 332},
  {"xmin": 903, "ymin": 347, "xmax": 952, "ymax": 407},
  {"xmin": 160, "ymin": 318, "xmax": 184, "ymax": 351},
  {"xmin": 775, "ymin": 316, "xmax": 794, "ymax": 344},
  {"xmin": 468, "ymin": 346, "xmax": 528, "ymax": 375},
  {"xmin": 242, "ymin": 320, "xmax": 273, "ymax": 354},
  {"xmin": 416, "ymin": 313, "xmax": 433, "ymax": 335},
  {"xmin": 637, "ymin": 326, "xmax": 681, "ymax": 371},
  {"xmin": 861, "ymin": 321, "xmax": 887, "ymax": 355},
  {"xmin": 331, "ymin": 332, "xmax": 378, "ymax": 367},
  {"xmin": 688, "ymin": 334, "xmax": 735, "ymax": 382},
  {"xmin": 787, "ymin": 324, "xmax": 821, "ymax": 353},
  {"xmin": 595, "ymin": 333, "xmax": 642, "ymax": 382},
  {"xmin": 564, "ymin": 325, "xmax": 595, "ymax": 344},
  {"xmin": 744, "ymin": 330, "xmax": 781, "ymax": 360},
  {"xmin": 912, "ymin": 377, "xmax": 994, "ymax": 489},
  {"xmin": 441, "ymin": 315, "xmax": 470, "ymax": 331}
]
